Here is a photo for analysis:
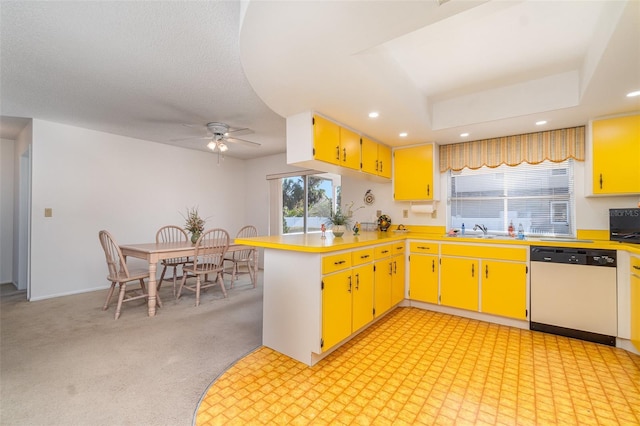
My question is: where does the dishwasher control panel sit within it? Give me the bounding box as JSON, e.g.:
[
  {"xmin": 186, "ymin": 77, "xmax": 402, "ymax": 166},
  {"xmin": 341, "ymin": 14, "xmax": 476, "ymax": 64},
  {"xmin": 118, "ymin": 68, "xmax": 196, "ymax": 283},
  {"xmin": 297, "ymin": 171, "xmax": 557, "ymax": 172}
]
[{"xmin": 530, "ymin": 246, "xmax": 617, "ymax": 267}]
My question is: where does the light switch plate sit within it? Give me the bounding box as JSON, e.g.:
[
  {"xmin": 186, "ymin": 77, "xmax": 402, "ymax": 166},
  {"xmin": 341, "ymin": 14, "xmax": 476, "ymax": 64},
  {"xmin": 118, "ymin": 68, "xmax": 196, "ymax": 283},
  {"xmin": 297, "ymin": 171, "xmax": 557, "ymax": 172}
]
[{"xmin": 44, "ymin": 208, "xmax": 52, "ymax": 217}]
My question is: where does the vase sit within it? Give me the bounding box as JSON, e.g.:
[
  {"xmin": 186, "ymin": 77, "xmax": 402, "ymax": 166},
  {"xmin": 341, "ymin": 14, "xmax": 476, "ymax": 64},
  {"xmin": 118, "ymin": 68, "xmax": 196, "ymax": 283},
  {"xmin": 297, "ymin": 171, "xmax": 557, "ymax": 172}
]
[
  {"xmin": 191, "ymin": 232, "xmax": 200, "ymax": 244},
  {"xmin": 332, "ymin": 225, "xmax": 346, "ymax": 238}
]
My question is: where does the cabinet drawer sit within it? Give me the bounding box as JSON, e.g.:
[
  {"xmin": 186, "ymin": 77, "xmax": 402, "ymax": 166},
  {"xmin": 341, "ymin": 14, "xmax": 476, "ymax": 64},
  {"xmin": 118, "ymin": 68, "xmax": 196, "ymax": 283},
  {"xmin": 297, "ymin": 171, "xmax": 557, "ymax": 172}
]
[
  {"xmin": 391, "ymin": 243, "xmax": 405, "ymax": 255},
  {"xmin": 352, "ymin": 248, "xmax": 374, "ymax": 266},
  {"xmin": 410, "ymin": 242, "xmax": 438, "ymax": 254},
  {"xmin": 441, "ymin": 244, "xmax": 526, "ymax": 262},
  {"xmin": 322, "ymin": 252, "xmax": 352, "ymax": 274},
  {"xmin": 632, "ymin": 256, "xmax": 640, "ymax": 276},
  {"xmin": 374, "ymin": 244, "xmax": 393, "ymax": 259}
]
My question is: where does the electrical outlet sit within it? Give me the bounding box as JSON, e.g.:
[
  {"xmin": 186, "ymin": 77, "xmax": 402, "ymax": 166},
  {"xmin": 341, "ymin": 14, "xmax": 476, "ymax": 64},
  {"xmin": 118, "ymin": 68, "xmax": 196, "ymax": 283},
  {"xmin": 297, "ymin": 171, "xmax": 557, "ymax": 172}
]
[
  {"xmin": 44, "ymin": 208, "xmax": 52, "ymax": 217},
  {"xmin": 431, "ymin": 209, "xmax": 437, "ymax": 219},
  {"xmin": 376, "ymin": 210, "xmax": 382, "ymax": 217},
  {"xmin": 403, "ymin": 209, "xmax": 408, "ymax": 218}
]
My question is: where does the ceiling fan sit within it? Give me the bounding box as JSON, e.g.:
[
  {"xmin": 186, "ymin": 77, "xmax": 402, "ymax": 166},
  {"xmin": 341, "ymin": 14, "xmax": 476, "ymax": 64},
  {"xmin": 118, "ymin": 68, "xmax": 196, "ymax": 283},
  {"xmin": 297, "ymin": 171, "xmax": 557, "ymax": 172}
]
[{"xmin": 172, "ymin": 122, "xmax": 261, "ymax": 154}]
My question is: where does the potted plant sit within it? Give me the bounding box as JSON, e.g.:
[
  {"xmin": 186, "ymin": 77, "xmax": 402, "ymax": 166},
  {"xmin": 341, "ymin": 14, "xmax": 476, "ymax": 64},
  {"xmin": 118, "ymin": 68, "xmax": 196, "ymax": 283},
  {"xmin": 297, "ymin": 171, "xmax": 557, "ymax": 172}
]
[
  {"xmin": 183, "ymin": 207, "xmax": 206, "ymax": 243},
  {"xmin": 325, "ymin": 208, "xmax": 350, "ymax": 238}
]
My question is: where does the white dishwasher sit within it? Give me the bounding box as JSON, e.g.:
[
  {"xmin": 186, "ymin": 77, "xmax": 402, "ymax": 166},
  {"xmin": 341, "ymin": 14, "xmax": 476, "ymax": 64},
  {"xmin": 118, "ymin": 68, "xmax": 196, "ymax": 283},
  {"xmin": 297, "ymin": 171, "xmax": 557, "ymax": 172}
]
[{"xmin": 530, "ymin": 246, "xmax": 617, "ymax": 346}]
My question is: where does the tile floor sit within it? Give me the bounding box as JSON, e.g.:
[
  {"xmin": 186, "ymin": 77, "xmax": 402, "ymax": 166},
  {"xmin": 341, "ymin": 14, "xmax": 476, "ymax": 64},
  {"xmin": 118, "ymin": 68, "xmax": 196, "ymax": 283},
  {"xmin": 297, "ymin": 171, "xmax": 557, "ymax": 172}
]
[{"xmin": 196, "ymin": 307, "xmax": 640, "ymax": 425}]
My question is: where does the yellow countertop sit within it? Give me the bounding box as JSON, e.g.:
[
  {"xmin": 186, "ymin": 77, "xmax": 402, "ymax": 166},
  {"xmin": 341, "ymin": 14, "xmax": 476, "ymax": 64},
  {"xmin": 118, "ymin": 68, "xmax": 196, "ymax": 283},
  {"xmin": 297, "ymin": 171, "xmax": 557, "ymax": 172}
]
[{"xmin": 236, "ymin": 230, "xmax": 640, "ymax": 255}]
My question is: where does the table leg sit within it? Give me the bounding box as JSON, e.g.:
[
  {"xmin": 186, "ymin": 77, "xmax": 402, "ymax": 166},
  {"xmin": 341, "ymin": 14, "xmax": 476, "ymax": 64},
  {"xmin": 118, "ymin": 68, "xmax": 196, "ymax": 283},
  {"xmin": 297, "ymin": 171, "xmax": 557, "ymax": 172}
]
[{"xmin": 148, "ymin": 261, "xmax": 158, "ymax": 316}]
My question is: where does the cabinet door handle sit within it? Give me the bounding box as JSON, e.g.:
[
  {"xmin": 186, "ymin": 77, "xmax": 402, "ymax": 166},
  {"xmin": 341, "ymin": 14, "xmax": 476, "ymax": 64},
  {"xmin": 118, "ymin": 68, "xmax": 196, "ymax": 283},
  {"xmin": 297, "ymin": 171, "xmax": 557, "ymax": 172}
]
[
  {"xmin": 355, "ymin": 273, "xmax": 360, "ymax": 290},
  {"xmin": 389, "ymin": 262, "xmax": 393, "ymax": 275},
  {"xmin": 427, "ymin": 184, "xmax": 430, "ymax": 196},
  {"xmin": 379, "ymin": 161, "xmax": 383, "ymax": 173},
  {"xmin": 348, "ymin": 275, "xmax": 352, "ymax": 293},
  {"xmin": 471, "ymin": 264, "xmax": 475, "ymax": 277},
  {"xmin": 336, "ymin": 145, "xmax": 340, "ymax": 161},
  {"xmin": 485, "ymin": 265, "xmax": 489, "ymax": 279},
  {"xmin": 343, "ymin": 147, "xmax": 347, "ymax": 162},
  {"xmin": 393, "ymin": 260, "xmax": 397, "ymax": 274},
  {"xmin": 432, "ymin": 259, "xmax": 435, "ymax": 273},
  {"xmin": 375, "ymin": 159, "xmax": 379, "ymax": 172},
  {"xmin": 599, "ymin": 173, "xmax": 603, "ymax": 189}
]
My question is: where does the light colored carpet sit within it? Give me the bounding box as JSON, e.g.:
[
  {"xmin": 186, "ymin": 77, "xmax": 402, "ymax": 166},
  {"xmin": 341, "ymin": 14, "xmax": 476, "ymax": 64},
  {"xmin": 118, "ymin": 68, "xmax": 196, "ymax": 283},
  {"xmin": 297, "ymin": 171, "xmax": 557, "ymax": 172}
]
[{"xmin": 0, "ymin": 275, "xmax": 263, "ymax": 426}]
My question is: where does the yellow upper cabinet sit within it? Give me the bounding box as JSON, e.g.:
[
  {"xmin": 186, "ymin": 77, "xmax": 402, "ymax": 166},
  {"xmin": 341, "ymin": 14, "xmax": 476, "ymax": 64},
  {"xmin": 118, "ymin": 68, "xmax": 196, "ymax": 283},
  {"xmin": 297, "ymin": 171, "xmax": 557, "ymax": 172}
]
[
  {"xmin": 339, "ymin": 127, "xmax": 361, "ymax": 171},
  {"xmin": 313, "ymin": 115, "xmax": 341, "ymax": 166},
  {"xmin": 393, "ymin": 144, "xmax": 436, "ymax": 201},
  {"xmin": 591, "ymin": 114, "xmax": 640, "ymax": 195},
  {"xmin": 361, "ymin": 137, "xmax": 392, "ymax": 179}
]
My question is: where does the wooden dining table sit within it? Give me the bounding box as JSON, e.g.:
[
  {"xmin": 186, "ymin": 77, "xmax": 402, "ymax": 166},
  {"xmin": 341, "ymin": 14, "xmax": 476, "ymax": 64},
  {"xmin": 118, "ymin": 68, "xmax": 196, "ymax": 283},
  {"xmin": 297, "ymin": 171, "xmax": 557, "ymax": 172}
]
[{"xmin": 119, "ymin": 241, "xmax": 254, "ymax": 316}]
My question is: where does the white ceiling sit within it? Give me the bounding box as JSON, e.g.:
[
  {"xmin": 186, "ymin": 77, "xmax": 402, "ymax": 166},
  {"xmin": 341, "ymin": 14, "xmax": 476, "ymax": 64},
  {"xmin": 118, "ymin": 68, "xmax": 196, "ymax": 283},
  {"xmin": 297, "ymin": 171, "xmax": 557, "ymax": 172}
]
[{"xmin": 2, "ymin": 1, "xmax": 639, "ymax": 160}]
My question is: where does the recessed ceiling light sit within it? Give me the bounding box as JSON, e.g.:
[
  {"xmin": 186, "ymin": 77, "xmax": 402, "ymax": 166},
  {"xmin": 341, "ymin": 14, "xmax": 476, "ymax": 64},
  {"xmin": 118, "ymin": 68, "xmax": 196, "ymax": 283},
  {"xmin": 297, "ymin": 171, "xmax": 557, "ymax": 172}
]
[
  {"xmin": 399, "ymin": 132, "xmax": 408, "ymax": 137},
  {"xmin": 368, "ymin": 112, "xmax": 379, "ymax": 118},
  {"xmin": 627, "ymin": 90, "xmax": 640, "ymax": 98},
  {"xmin": 536, "ymin": 120, "xmax": 547, "ymax": 125},
  {"xmin": 460, "ymin": 133, "xmax": 469, "ymax": 137}
]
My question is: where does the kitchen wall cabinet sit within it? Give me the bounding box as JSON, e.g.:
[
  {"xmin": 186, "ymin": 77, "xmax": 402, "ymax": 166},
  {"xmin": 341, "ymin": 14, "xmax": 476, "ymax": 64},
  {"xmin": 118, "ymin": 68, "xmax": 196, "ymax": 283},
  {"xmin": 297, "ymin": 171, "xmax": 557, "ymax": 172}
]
[
  {"xmin": 590, "ymin": 114, "xmax": 640, "ymax": 195},
  {"xmin": 393, "ymin": 144, "xmax": 437, "ymax": 201},
  {"xmin": 361, "ymin": 136, "xmax": 392, "ymax": 179},
  {"xmin": 631, "ymin": 255, "xmax": 640, "ymax": 352},
  {"xmin": 286, "ymin": 111, "xmax": 391, "ymax": 182},
  {"xmin": 408, "ymin": 242, "xmax": 439, "ymax": 304}
]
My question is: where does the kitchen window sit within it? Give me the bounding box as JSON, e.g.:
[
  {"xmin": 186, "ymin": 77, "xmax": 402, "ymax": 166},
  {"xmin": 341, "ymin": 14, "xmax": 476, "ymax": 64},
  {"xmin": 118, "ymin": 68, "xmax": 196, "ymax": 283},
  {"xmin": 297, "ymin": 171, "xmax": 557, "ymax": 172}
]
[
  {"xmin": 447, "ymin": 160, "xmax": 575, "ymax": 237},
  {"xmin": 270, "ymin": 172, "xmax": 341, "ymax": 235}
]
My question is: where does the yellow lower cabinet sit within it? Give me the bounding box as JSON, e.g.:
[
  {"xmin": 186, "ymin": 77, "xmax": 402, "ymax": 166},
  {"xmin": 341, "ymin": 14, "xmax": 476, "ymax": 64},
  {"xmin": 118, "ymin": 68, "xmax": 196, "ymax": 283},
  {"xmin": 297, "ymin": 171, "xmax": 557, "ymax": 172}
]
[
  {"xmin": 352, "ymin": 264, "xmax": 374, "ymax": 332},
  {"xmin": 481, "ymin": 260, "xmax": 528, "ymax": 320},
  {"xmin": 321, "ymin": 270, "xmax": 352, "ymax": 351},
  {"xmin": 374, "ymin": 258, "xmax": 392, "ymax": 318},
  {"xmin": 440, "ymin": 257, "xmax": 479, "ymax": 311},
  {"xmin": 391, "ymin": 253, "xmax": 405, "ymax": 306},
  {"xmin": 409, "ymin": 254, "xmax": 439, "ymax": 304}
]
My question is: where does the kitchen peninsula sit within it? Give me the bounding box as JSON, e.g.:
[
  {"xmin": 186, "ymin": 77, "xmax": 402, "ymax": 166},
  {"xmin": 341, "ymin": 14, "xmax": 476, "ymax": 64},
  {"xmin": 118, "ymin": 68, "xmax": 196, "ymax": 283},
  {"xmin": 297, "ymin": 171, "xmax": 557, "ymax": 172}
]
[{"xmin": 236, "ymin": 231, "xmax": 640, "ymax": 366}]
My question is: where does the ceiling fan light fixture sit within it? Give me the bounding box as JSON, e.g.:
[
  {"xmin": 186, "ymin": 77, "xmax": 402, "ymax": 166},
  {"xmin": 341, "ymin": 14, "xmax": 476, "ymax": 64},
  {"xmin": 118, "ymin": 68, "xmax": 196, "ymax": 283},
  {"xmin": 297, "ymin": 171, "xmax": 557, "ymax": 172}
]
[
  {"xmin": 207, "ymin": 140, "xmax": 217, "ymax": 151},
  {"xmin": 219, "ymin": 142, "xmax": 229, "ymax": 152}
]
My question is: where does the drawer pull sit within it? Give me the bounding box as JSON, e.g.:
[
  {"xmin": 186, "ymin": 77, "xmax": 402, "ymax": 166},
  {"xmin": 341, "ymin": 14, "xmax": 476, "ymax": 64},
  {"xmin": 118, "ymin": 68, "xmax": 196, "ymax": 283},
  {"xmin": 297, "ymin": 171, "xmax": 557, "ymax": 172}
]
[
  {"xmin": 634, "ymin": 265, "xmax": 640, "ymax": 270},
  {"xmin": 334, "ymin": 260, "xmax": 346, "ymax": 265},
  {"xmin": 360, "ymin": 254, "xmax": 370, "ymax": 259},
  {"xmin": 417, "ymin": 246, "xmax": 430, "ymax": 250},
  {"xmin": 381, "ymin": 250, "xmax": 389, "ymax": 254}
]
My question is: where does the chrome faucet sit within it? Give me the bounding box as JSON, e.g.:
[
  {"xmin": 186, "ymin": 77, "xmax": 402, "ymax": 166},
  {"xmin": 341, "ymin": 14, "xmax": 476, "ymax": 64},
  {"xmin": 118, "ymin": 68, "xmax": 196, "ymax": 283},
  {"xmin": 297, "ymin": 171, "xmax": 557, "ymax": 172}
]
[{"xmin": 473, "ymin": 224, "xmax": 488, "ymax": 235}]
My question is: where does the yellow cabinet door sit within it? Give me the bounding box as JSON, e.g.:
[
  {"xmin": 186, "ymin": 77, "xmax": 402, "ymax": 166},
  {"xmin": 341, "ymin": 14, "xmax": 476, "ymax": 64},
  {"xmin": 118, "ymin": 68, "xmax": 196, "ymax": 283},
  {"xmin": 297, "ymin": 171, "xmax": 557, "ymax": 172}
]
[
  {"xmin": 374, "ymin": 259, "xmax": 392, "ymax": 318},
  {"xmin": 592, "ymin": 114, "xmax": 640, "ymax": 194},
  {"xmin": 322, "ymin": 270, "xmax": 352, "ymax": 351},
  {"xmin": 313, "ymin": 115, "xmax": 341, "ymax": 165},
  {"xmin": 481, "ymin": 261, "xmax": 527, "ymax": 320},
  {"xmin": 394, "ymin": 144, "xmax": 434, "ymax": 200},
  {"xmin": 391, "ymin": 254, "xmax": 405, "ymax": 306},
  {"xmin": 440, "ymin": 257, "xmax": 479, "ymax": 311},
  {"xmin": 377, "ymin": 143, "xmax": 392, "ymax": 179},
  {"xmin": 339, "ymin": 127, "xmax": 361, "ymax": 171},
  {"xmin": 361, "ymin": 137, "xmax": 392, "ymax": 178},
  {"xmin": 409, "ymin": 254, "xmax": 439, "ymax": 304},
  {"xmin": 352, "ymin": 264, "xmax": 374, "ymax": 332},
  {"xmin": 631, "ymin": 258, "xmax": 640, "ymax": 351}
]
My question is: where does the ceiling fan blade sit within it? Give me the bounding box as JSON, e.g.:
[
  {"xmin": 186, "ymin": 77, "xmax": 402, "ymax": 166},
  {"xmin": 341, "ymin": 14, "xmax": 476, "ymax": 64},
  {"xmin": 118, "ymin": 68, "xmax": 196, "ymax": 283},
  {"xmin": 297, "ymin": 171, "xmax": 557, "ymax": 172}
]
[
  {"xmin": 225, "ymin": 136, "xmax": 261, "ymax": 148},
  {"xmin": 225, "ymin": 127, "xmax": 253, "ymax": 137},
  {"xmin": 170, "ymin": 135, "xmax": 209, "ymax": 142}
]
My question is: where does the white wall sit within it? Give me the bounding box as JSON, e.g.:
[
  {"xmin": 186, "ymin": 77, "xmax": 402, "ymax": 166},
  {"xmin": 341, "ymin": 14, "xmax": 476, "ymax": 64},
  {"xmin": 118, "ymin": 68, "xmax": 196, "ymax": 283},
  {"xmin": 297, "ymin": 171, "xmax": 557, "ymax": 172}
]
[
  {"xmin": 0, "ymin": 139, "xmax": 15, "ymax": 284},
  {"xmin": 28, "ymin": 119, "xmax": 248, "ymax": 300}
]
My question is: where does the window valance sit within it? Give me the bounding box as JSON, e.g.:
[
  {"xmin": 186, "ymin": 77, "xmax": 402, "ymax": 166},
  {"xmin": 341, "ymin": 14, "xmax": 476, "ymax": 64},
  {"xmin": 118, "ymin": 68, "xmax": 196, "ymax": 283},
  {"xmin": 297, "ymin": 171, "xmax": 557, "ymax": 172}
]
[{"xmin": 439, "ymin": 126, "xmax": 585, "ymax": 172}]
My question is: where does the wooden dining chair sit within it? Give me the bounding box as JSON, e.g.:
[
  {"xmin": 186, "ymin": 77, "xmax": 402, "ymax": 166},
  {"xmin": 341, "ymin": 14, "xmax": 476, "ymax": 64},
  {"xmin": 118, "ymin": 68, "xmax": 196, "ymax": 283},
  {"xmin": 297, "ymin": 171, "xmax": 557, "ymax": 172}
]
[
  {"xmin": 99, "ymin": 230, "xmax": 162, "ymax": 319},
  {"xmin": 177, "ymin": 228, "xmax": 229, "ymax": 306},
  {"xmin": 155, "ymin": 225, "xmax": 191, "ymax": 297},
  {"xmin": 224, "ymin": 225, "xmax": 258, "ymax": 288}
]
